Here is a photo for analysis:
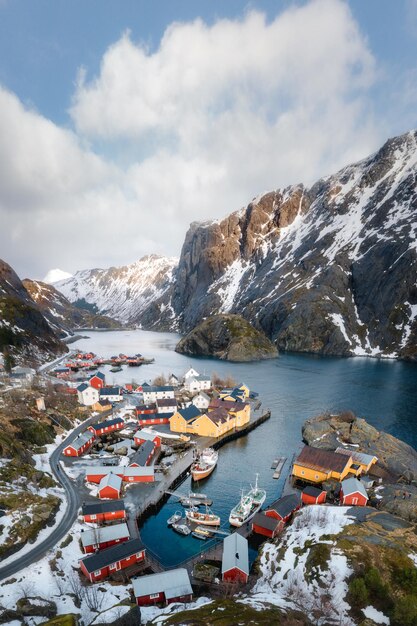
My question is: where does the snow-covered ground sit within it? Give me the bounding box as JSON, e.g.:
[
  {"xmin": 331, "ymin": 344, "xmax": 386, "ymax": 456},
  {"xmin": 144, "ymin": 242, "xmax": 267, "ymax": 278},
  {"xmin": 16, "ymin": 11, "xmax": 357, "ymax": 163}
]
[
  {"xmin": 244, "ymin": 505, "xmax": 356, "ymax": 625},
  {"xmin": 362, "ymin": 606, "xmax": 390, "ymax": 625}
]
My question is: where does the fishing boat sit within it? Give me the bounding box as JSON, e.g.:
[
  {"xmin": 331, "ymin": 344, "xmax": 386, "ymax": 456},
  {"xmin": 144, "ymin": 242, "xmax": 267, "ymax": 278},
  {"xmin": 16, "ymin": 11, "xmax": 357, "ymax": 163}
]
[
  {"xmin": 185, "ymin": 507, "xmax": 220, "ymax": 526},
  {"xmin": 110, "ymin": 366, "xmax": 122, "ymax": 373},
  {"xmin": 191, "ymin": 448, "xmax": 218, "ymax": 481},
  {"xmin": 229, "ymin": 474, "xmax": 266, "ymax": 527},
  {"xmin": 167, "ymin": 511, "xmax": 182, "ymax": 526},
  {"xmin": 172, "ymin": 522, "xmax": 191, "ymax": 536},
  {"xmin": 192, "ymin": 526, "xmax": 214, "ymax": 540}
]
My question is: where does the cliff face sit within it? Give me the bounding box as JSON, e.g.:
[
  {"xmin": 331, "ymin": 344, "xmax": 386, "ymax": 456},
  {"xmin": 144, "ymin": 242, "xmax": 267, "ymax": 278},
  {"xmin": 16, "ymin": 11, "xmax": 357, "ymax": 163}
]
[
  {"xmin": 0, "ymin": 260, "xmax": 67, "ymax": 364},
  {"xmin": 175, "ymin": 313, "xmax": 278, "ymax": 362},
  {"xmin": 171, "ymin": 131, "xmax": 417, "ymax": 359}
]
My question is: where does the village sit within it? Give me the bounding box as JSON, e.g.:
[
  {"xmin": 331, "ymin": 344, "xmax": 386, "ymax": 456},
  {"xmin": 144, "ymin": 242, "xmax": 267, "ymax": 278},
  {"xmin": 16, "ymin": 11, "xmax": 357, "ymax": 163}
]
[{"xmin": 14, "ymin": 350, "xmax": 387, "ymax": 618}]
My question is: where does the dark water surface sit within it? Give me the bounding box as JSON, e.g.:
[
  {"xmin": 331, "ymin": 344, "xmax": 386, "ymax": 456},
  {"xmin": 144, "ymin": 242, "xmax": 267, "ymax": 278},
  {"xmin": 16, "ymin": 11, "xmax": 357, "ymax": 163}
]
[{"xmin": 72, "ymin": 330, "xmax": 417, "ymax": 566}]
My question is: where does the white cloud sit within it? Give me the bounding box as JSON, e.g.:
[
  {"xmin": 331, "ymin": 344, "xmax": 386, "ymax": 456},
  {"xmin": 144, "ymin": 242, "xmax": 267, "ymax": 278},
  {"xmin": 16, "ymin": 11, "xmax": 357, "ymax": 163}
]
[{"xmin": 0, "ymin": 0, "xmax": 382, "ymax": 278}]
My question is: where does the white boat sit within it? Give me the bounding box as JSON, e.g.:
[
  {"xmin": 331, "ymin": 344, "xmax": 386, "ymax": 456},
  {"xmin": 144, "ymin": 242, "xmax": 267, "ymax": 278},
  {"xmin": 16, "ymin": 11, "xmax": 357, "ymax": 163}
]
[
  {"xmin": 185, "ymin": 507, "xmax": 220, "ymax": 527},
  {"xmin": 191, "ymin": 448, "xmax": 218, "ymax": 481},
  {"xmin": 180, "ymin": 497, "xmax": 202, "ymax": 507},
  {"xmin": 229, "ymin": 474, "xmax": 266, "ymax": 527},
  {"xmin": 172, "ymin": 522, "xmax": 191, "ymax": 536},
  {"xmin": 192, "ymin": 526, "xmax": 214, "ymax": 540},
  {"xmin": 167, "ymin": 511, "xmax": 182, "ymax": 526}
]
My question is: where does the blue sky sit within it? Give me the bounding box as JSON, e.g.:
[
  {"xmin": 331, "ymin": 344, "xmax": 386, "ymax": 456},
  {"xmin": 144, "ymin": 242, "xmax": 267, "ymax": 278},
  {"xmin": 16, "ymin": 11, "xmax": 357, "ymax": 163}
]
[{"xmin": 0, "ymin": 0, "xmax": 416, "ymax": 278}]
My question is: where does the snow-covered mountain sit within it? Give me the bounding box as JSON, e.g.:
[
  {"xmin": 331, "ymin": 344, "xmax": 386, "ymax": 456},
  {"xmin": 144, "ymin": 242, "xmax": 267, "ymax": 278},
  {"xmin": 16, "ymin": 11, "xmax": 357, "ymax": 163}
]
[
  {"xmin": 171, "ymin": 130, "xmax": 417, "ymax": 359},
  {"xmin": 43, "ymin": 269, "xmax": 73, "ymax": 284},
  {"xmin": 55, "ymin": 255, "xmax": 178, "ymax": 326}
]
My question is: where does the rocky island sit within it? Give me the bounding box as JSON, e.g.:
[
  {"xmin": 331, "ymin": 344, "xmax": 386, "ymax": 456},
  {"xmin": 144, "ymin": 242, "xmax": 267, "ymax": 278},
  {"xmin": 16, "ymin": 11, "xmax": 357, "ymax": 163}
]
[{"xmin": 175, "ymin": 313, "xmax": 278, "ymax": 362}]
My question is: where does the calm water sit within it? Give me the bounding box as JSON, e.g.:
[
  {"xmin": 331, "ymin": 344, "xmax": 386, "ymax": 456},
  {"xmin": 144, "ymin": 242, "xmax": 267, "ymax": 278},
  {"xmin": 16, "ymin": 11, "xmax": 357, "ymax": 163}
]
[{"xmin": 71, "ymin": 329, "xmax": 417, "ymax": 566}]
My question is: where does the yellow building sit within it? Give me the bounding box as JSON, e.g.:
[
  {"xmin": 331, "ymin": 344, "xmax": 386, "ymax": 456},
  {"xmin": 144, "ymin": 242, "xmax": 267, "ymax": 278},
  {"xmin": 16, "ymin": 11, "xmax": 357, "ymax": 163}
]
[
  {"xmin": 236, "ymin": 383, "xmax": 250, "ymax": 398},
  {"xmin": 191, "ymin": 408, "xmax": 234, "ymax": 437},
  {"xmin": 335, "ymin": 447, "xmax": 378, "ymax": 474},
  {"xmin": 209, "ymin": 399, "xmax": 250, "ymax": 428},
  {"xmin": 292, "ymin": 446, "xmax": 355, "ymax": 484},
  {"xmin": 169, "ymin": 405, "xmax": 202, "ymax": 434}
]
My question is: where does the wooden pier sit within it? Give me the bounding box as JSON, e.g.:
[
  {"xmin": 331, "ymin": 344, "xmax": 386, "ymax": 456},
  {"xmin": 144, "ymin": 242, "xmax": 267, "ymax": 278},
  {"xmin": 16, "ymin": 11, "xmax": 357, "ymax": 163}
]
[{"xmin": 272, "ymin": 457, "xmax": 287, "ymax": 479}]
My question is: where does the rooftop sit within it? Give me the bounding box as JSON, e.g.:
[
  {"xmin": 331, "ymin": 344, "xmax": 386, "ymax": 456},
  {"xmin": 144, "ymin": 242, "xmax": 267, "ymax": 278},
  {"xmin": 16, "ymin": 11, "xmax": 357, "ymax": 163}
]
[
  {"xmin": 266, "ymin": 494, "xmax": 300, "ymax": 519},
  {"xmin": 222, "ymin": 532, "xmax": 249, "ymax": 576},
  {"xmin": 81, "ymin": 500, "xmax": 126, "ymax": 516},
  {"xmin": 132, "ymin": 568, "xmax": 192, "ymax": 600},
  {"xmin": 341, "ymin": 477, "xmax": 369, "ymax": 499},
  {"xmin": 295, "ymin": 446, "xmax": 352, "ymax": 474},
  {"xmin": 80, "ymin": 538, "xmax": 144, "ymax": 573}
]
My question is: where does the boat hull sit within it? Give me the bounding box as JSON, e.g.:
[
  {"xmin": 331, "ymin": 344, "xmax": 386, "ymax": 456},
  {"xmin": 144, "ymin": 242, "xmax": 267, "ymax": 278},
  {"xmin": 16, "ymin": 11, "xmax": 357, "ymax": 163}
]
[
  {"xmin": 191, "ymin": 463, "xmax": 216, "ymax": 481},
  {"xmin": 185, "ymin": 512, "xmax": 220, "ymax": 526}
]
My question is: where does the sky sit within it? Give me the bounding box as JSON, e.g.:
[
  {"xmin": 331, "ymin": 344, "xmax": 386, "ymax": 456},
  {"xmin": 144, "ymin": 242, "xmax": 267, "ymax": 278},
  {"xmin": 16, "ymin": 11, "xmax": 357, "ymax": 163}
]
[{"xmin": 0, "ymin": 0, "xmax": 416, "ymax": 280}]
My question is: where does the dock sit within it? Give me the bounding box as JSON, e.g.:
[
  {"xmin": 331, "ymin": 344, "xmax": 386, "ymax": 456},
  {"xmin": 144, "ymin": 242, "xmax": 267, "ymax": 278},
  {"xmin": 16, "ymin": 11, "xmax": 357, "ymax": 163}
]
[
  {"xmin": 272, "ymin": 457, "xmax": 287, "ymax": 479},
  {"xmin": 164, "ymin": 490, "xmax": 213, "ymax": 506}
]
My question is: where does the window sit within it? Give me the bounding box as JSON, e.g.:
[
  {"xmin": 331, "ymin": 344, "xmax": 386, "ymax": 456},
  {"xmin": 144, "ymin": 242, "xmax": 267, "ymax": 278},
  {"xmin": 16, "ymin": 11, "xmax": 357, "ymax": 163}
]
[
  {"xmin": 136, "ymin": 551, "xmax": 143, "ymax": 558},
  {"xmin": 301, "ymin": 470, "xmax": 305, "ymax": 475},
  {"xmin": 90, "ymin": 514, "xmax": 96, "ymax": 520},
  {"xmin": 94, "ymin": 570, "xmax": 101, "ymax": 576},
  {"xmin": 315, "ymin": 475, "xmax": 319, "ymax": 480},
  {"xmin": 149, "ymin": 593, "xmax": 160, "ymax": 599}
]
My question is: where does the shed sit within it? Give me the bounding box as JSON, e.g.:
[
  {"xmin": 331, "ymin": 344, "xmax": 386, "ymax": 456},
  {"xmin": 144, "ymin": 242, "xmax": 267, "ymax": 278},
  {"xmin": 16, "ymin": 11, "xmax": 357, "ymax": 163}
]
[
  {"xmin": 252, "ymin": 512, "xmax": 283, "ymax": 539},
  {"xmin": 302, "ymin": 485, "xmax": 327, "ymax": 505},
  {"xmin": 135, "ymin": 440, "xmax": 156, "ymax": 466},
  {"xmin": 98, "ymin": 473, "xmax": 122, "ymax": 499},
  {"xmin": 132, "ymin": 568, "xmax": 193, "ymax": 606},
  {"xmin": 81, "ymin": 500, "xmax": 126, "ymax": 524},
  {"xmin": 133, "ymin": 430, "xmax": 161, "ymax": 447},
  {"xmin": 222, "ymin": 533, "xmax": 249, "ymax": 583},
  {"xmin": 80, "ymin": 538, "xmax": 145, "ymax": 582},
  {"xmin": 340, "ymin": 477, "xmax": 369, "ymax": 506},
  {"xmin": 265, "ymin": 494, "xmax": 301, "ymax": 523}
]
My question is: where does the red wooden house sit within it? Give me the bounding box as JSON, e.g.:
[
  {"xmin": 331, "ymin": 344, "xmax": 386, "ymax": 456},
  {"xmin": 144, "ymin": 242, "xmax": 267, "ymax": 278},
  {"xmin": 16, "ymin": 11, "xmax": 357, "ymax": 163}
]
[
  {"xmin": 133, "ymin": 430, "xmax": 161, "ymax": 447},
  {"xmin": 63, "ymin": 431, "xmax": 95, "ymax": 457},
  {"xmin": 252, "ymin": 512, "xmax": 284, "ymax": 539},
  {"xmin": 85, "ymin": 466, "xmax": 155, "ymax": 484},
  {"xmin": 89, "ymin": 372, "xmax": 106, "ymax": 390},
  {"xmin": 222, "ymin": 533, "xmax": 249, "ymax": 583},
  {"xmin": 122, "ymin": 466, "xmax": 155, "ymax": 483},
  {"xmin": 80, "ymin": 522, "xmax": 130, "ymax": 554},
  {"xmin": 302, "ymin": 485, "xmax": 327, "ymax": 505},
  {"xmin": 85, "ymin": 467, "xmax": 124, "ymax": 484},
  {"xmin": 265, "ymin": 494, "xmax": 301, "ymax": 524},
  {"xmin": 81, "ymin": 500, "xmax": 126, "ymax": 524},
  {"xmin": 340, "ymin": 477, "xmax": 369, "ymax": 506},
  {"xmin": 132, "ymin": 569, "xmax": 193, "ymax": 607},
  {"xmin": 98, "ymin": 473, "xmax": 122, "ymax": 499},
  {"xmin": 134, "ymin": 441, "xmax": 156, "ymax": 466},
  {"xmin": 80, "ymin": 538, "xmax": 146, "ymax": 582},
  {"xmin": 137, "ymin": 412, "xmax": 172, "ymax": 426},
  {"xmin": 136, "ymin": 403, "xmax": 157, "ymax": 415},
  {"xmin": 89, "ymin": 417, "xmax": 125, "ymax": 437}
]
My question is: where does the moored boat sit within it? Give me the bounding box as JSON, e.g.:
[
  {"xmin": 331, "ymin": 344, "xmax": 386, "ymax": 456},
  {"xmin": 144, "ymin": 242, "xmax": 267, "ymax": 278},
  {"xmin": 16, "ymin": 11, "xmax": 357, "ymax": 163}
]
[
  {"xmin": 191, "ymin": 448, "xmax": 218, "ymax": 481},
  {"xmin": 172, "ymin": 522, "xmax": 191, "ymax": 536},
  {"xmin": 192, "ymin": 526, "xmax": 214, "ymax": 540},
  {"xmin": 185, "ymin": 507, "xmax": 220, "ymax": 526},
  {"xmin": 229, "ymin": 474, "xmax": 266, "ymax": 527},
  {"xmin": 180, "ymin": 497, "xmax": 202, "ymax": 507},
  {"xmin": 110, "ymin": 366, "xmax": 122, "ymax": 372},
  {"xmin": 167, "ymin": 511, "xmax": 182, "ymax": 526}
]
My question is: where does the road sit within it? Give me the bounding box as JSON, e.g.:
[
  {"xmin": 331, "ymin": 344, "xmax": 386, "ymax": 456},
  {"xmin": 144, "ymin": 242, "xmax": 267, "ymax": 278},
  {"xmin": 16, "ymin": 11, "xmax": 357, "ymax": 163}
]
[{"xmin": 0, "ymin": 413, "xmax": 99, "ymax": 581}]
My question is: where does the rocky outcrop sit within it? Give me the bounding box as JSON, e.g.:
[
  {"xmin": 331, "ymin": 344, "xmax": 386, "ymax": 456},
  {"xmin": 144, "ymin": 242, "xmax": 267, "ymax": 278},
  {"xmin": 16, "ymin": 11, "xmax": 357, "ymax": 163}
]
[
  {"xmin": 302, "ymin": 412, "xmax": 417, "ymax": 483},
  {"xmin": 0, "ymin": 259, "xmax": 67, "ymax": 364},
  {"xmin": 23, "ymin": 279, "xmax": 122, "ymax": 337},
  {"xmin": 175, "ymin": 314, "xmax": 278, "ymax": 362}
]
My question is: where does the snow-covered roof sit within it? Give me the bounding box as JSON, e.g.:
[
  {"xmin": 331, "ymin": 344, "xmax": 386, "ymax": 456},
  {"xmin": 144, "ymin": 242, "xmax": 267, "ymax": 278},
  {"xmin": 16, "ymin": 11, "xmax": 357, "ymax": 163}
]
[
  {"xmin": 80, "ymin": 522, "xmax": 129, "ymax": 547},
  {"xmin": 132, "ymin": 568, "xmax": 192, "ymax": 600},
  {"xmin": 67, "ymin": 431, "xmax": 94, "ymax": 450},
  {"xmin": 335, "ymin": 447, "xmax": 378, "ymax": 466},
  {"xmin": 99, "ymin": 473, "xmax": 122, "ymax": 492},
  {"xmin": 222, "ymin": 532, "xmax": 249, "ymax": 575},
  {"xmin": 341, "ymin": 477, "xmax": 368, "ymax": 499}
]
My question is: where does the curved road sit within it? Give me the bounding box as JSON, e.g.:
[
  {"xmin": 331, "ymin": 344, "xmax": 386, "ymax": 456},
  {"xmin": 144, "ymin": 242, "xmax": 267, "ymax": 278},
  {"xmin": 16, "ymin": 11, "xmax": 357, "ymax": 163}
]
[{"xmin": 0, "ymin": 413, "xmax": 100, "ymax": 581}]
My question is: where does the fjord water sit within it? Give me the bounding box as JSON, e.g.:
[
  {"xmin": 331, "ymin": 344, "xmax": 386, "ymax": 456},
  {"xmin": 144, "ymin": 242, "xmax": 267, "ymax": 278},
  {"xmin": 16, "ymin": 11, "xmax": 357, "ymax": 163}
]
[{"xmin": 72, "ymin": 330, "xmax": 417, "ymax": 566}]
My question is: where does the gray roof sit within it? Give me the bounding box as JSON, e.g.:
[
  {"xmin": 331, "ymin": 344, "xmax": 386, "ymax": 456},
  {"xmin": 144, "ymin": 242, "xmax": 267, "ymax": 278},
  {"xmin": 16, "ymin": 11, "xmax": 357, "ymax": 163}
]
[
  {"xmin": 136, "ymin": 440, "xmax": 155, "ymax": 466},
  {"xmin": 99, "ymin": 473, "xmax": 122, "ymax": 492},
  {"xmin": 336, "ymin": 447, "xmax": 378, "ymax": 466},
  {"xmin": 81, "ymin": 538, "xmax": 144, "ymax": 573},
  {"xmin": 91, "ymin": 417, "xmax": 124, "ymax": 431},
  {"xmin": 132, "ymin": 568, "xmax": 192, "ymax": 600},
  {"xmin": 193, "ymin": 391, "xmax": 210, "ymax": 401},
  {"xmin": 100, "ymin": 387, "xmax": 122, "ymax": 396},
  {"xmin": 80, "ymin": 522, "xmax": 129, "ymax": 548},
  {"xmin": 133, "ymin": 430, "xmax": 158, "ymax": 442},
  {"xmin": 266, "ymin": 494, "xmax": 301, "ymax": 519},
  {"xmin": 68, "ymin": 431, "xmax": 94, "ymax": 450},
  {"xmin": 77, "ymin": 383, "xmax": 89, "ymax": 392},
  {"xmin": 143, "ymin": 385, "xmax": 174, "ymax": 393},
  {"xmin": 195, "ymin": 376, "xmax": 211, "ymax": 382},
  {"xmin": 124, "ymin": 466, "xmax": 154, "ymax": 478},
  {"xmin": 252, "ymin": 512, "xmax": 281, "ymax": 531},
  {"xmin": 222, "ymin": 532, "xmax": 249, "ymax": 576},
  {"xmin": 341, "ymin": 477, "xmax": 369, "ymax": 499},
  {"xmin": 85, "ymin": 466, "xmax": 122, "ymax": 477},
  {"xmin": 178, "ymin": 405, "xmax": 201, "ymax": 421},
  {"xmin": 81, "ymin": 500, "xmax": 125, "ymax": 516}
]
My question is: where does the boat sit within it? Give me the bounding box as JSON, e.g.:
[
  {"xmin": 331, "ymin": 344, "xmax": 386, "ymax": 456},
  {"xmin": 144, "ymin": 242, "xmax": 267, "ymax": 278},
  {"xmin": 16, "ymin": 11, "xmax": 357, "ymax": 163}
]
[
  {"xmin": 185, "ymin": 507, "xmax": 220, "ymax": 526},
  {"xmin": 229, "ymin": 474, "xmax": 266, "ymax": 527},
  {"xmin": 172, "ymin": 522, "xmax": 191, "ymax": 536},
  {"xmin": 189, "ymin": 491, "xmax": 207, "ymax": 500},
  {"xmin": 180, "ymin": 497, "xmax": 202, "ymax": 507},
  {"xmin": 110, "ymin": 366, "xmax": 122, "ymax": 373},
  {"xmin": 191, "ymin": 448, "xmax": 218, "ymax": 481},
  {"xmin": 167, "ymin": 511, "xmax": 182, "ymax": 526},
  {"xmin": 192, "ymin": 526, "xmax": 214, "ymax": 540}
]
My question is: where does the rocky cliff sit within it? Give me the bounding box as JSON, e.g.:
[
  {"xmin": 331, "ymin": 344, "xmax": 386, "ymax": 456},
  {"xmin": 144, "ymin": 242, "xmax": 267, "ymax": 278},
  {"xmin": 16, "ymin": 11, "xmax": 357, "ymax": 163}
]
[
  {"xmin": 0, "ymin": 260, "xmax": 67, "ymax": 364},
  {"xmin": 172, "ymin": 131, "xmax": 417, "ymax": 359},
  {"xmin": 175, "ymin": 313, "xmax": 278, "ymax": 362}
]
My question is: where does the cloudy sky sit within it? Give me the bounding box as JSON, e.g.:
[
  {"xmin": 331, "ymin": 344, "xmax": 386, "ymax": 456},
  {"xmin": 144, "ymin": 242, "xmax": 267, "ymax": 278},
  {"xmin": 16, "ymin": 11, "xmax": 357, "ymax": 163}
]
[{"xmin": 0, "ymin": 0, "xmax": 416, "ymax": 279}]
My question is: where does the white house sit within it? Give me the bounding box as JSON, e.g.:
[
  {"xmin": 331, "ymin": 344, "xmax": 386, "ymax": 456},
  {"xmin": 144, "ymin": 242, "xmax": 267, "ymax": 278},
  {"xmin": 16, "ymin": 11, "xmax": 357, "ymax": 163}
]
[
  {"xmin": 168, "ymin": 374, "xmax": 180, "ymax": 387},
  {"xmin": 184, "ymin": 376, "xmax": 212, "ymax": 393},
  {"xmin": 183, "ymin": 367, "xmax": 199, "ymax": 380},
  {"xmin": 195, "ymin": 375, "xmax": 211, "ymax": 391},
  {"xmin": 156, "ymin": 398, "xmax": 178, "ymax": 414},
  {"xmin": 99, "ymin": 387, "xmax": 123, "ymax": 403},
  {"xmin": 192, "ymin": 391, "xmax": 210, "ymax": 410},
  {"xmin": 142, "ymin": 386, "xmax": 175, "ymax": 404},
  {"xmin": 77, "ymin": 383, "xmax": 100, "ymax": 406}
]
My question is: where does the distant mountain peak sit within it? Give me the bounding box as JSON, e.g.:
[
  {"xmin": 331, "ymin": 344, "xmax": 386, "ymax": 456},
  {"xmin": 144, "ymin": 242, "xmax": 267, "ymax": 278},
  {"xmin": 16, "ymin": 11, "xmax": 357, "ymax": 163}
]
[{"xmin": 43, "ymin": 269, "xmax": 73, "ymax": 284}]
